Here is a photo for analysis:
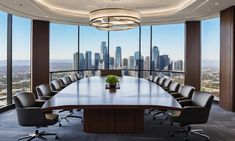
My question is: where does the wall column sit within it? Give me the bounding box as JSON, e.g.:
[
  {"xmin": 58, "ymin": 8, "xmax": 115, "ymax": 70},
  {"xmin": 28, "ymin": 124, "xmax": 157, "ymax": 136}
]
[
  {"xmin": 185, "ymin": 21, "xmax": 201, "ymax": 91},
  {"xmin": 220, "ymin": 6, "xmax": 235, "ymax": 111},
  {"xmin": 31, "ymin": 20, "xmax": 49, "ymax": 96}
]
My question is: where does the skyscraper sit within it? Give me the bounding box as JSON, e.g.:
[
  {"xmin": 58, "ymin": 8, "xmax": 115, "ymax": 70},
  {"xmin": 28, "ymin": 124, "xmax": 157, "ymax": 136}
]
[
  {"xmin": 100, "ymin": 41, "xmax": 108, "ymax": 69},
  {"xmin": 73, "ymin": 52, "xmax": 78, "ymax": 70},
  {"xmin": 128, "ymin": 56, "xmax": 134, "ymax": 69},
  {"xmin": 144, "ymin": 56, "xmax": 150, "ymax": 70},
  {"xmin": 79, "ymin": 53, "xmax": 85, "ymax": 70},
  {"xmin": 174, "ymin": 60, "xmax": 183, "ymax": 71},
  {"xmin": 134, "ymin": 51, "xmax": 140, "ymax": 68},
  {"xmin": 123, "ymin": 58, "xmax": 128, "ymax": 67},
  {"xmin": 85, "ymin": 51, "xmax": 92, "ymax": 69},
  {"xmin": 109, "ymin": 57, "xmax": 114, "ymax": 69},
  {"xmin": 94, "ymin": 53, "xmax": 100, "ymax": 69},
  {"xmin": 115, "ymin": 46, "xmax": 122, "ymax": 68},
  {"xmin": 159, "ymin": 55, "xmax": 170, "ymax": 70},
  {"xmin": 152, "ymin": 46, "xmax": 160, "ymax": 70}
]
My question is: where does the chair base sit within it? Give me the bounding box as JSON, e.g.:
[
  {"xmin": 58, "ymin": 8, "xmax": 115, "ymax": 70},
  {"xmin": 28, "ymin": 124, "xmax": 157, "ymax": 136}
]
[
  {"xmin": 59, "ymin": 110, "xmax": 83, "ymax": 127},
  {"xmin": 170, "ymin": 126, "xmax": 209, "ymax": 141},
  {"xmin": 18, "ymin": 130, "xmax": 58, "ymax": 141}
]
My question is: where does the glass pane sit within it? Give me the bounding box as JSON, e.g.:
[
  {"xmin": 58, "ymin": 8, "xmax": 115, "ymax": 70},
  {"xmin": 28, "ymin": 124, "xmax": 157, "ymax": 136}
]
[
  {"xmin": 141, "ymin": 26, "xmax": 150, "ymax": 79},
  {"xmin": 50, "ymin": 23, "xmax": 78, "ymax": 72},
  {"xmin": 80, "ymin": 26, "xmax": 107, "ymax": 76},
  {"xmin": 0, "ymin": 12, "xmax": 7, "ymax": 107},
  {"xmin": 152, "ymin": 24, "xmax": 185, "ymax": 83},
  {"xmin": 201, "ymin": 18, "xmax": 220, "ymax": 100},
  {"xmin": 110, "ymin": 28, "xmax": 139, "ymax": 77},
  {"xmin": 12, "ymin": 16, "xmax": 31, "ymax": 95}
]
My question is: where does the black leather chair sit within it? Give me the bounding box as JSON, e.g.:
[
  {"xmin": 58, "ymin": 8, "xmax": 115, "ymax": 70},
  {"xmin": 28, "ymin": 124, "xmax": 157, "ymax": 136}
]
[
  {"xmin": 171, "ymin": 85, "xmax": 195, "ymax": 101},
  {"xmin": 68, "ymin": 74, "xmax": 79, "ymax": 83},
  {"xmin": 13, "ymin": 92, "xmax": 58, "ymax": 140},
  {"xmin": 50, "ymin": 79, "xmax": 64, "ymax": 93},
  {"xmin": 157, "ymin": 77, "xmax": 165, "ymax": 86},
  {"xmin": 161, "ymin": 78, "xmax": 172, "ymax": 90},
  {"xmin": 36, "ymin": 84, "xmax": 56, "ymax": 100},
  {"xmin": 169, "ymin": 92, "xmax": 214, "ymax": 141},
  {"xmin": 166, "ymin": 82, "xmax": 180, "ymax": 94},
  {"xmin": 59, "ymin": 76, "xmax": 71, "ymax": 87}
]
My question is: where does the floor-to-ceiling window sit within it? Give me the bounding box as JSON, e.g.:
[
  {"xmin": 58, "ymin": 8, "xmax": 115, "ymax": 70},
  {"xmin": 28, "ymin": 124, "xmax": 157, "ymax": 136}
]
[
  {"xmin": 0, "ymin": 12, "xmax": 7, "ymax": 107},
  {"xmin": 141, "ymin": 26, "xmax": 151, "ymax": 79},
  {"xmin": 201, "ymin": 18, "xmax": 220, "ymax": 100},
  {"xmin": 50, "ymin": 23, "xmax": 78, "ymax": 79},
  {"xmin": 110, "ymin": 28, "xmax": 139, "ymax": 77},
  {"xmin": 80, "ymin": 26, "xmax": 108, "ymax": 76},
  {"xmin": 12, "ymin": 16, "xmax": 31, "ymax": 95},
  {"xmin": 152, "ymin": 24, "xmax": 185, "ymax": 83}
]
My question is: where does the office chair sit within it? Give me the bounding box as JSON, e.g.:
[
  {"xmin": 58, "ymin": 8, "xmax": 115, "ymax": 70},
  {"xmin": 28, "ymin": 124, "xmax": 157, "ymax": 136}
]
[
  {"xmin": 169, "ymin": 92, "xmax": 214, "ymax": 141},
  {"xmin": 171, "ymin": 85, "xmax": 195, "ymax": 101},
  {"xmin": 68, "ymin": 74, "xmax": 79, "ymax": 83},
  {"xmin": 36, "ymin": 84, "xmax": 56, "ymax": 100},
  {"xmin": 166, "ymin": 82, "xmax": 180, "ymax": 94},
  {"xmin": 157, "ymin": 77, "xmax": 165, "ymax": 86},
  {"xmin": 13, "ymin": 92, "xmax": 59, "ymax": 141},
  {"xmin": 50, "ymin": 79, "xmax": 64, "ymax": 93},
  {"xmin": 161, "ymin": 78, "xmax": 172, "ymax": 90},
  {"xmin": 59, "ymin": 76, "xmax": 71, "ymax": 87}
]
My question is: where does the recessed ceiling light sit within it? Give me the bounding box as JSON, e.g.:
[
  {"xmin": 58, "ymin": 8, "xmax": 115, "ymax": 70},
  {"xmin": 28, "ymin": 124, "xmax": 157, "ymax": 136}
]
[{"xmin": 215, "ymin": 2, "xmax": 219, "ymax": 6}]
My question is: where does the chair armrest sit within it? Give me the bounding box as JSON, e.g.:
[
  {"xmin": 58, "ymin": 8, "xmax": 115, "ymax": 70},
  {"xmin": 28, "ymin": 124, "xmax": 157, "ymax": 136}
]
[
  {"xmin": 35, "ymin": 100, "xmax": 46, "ymax": 107},
  {"xmin": 171, "ymin": 93, "xmax": 182, "ymax": 98},
  {"xmin": 38, "ymin": 96, "xmax": 51, "ymax": 101},
  {"xmin": 176, "ymin": 97, "xmax": 191, "ymax": 101},
  {"xmin": 179, "ymin": 99, "xmax": 193, "ymax": 107}
]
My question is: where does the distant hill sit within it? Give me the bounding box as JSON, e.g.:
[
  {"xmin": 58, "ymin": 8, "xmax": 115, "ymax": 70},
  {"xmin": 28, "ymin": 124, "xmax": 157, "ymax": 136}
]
[{"xmin": 202, "ymin": 60, "xmax": 219, "ymax": 69}]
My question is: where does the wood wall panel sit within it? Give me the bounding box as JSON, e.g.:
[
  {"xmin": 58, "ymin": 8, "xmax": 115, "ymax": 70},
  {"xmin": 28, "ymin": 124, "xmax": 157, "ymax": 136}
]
[
  {"xmin": 185, "ymin": 21, "xmax": 201, "ymax": 91},
  {"xmin": 31, "ymin": 20, "xmax": 49, "ymax": 96},
  {"xmin": 220, "ymin": 6, "xmax": 235, "ymax": 111}
]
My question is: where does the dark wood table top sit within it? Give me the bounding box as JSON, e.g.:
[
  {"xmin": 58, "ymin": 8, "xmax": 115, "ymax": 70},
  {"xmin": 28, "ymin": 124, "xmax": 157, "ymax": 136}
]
[{"xmin": 42, "ymin": 76, "xmax": 182, "ymax": 111}]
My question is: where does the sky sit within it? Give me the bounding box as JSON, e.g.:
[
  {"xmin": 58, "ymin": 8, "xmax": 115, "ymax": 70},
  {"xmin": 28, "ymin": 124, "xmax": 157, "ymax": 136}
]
[{"xmin": 0, "ymin": 11, "xmax": 220, "ymax": 62}]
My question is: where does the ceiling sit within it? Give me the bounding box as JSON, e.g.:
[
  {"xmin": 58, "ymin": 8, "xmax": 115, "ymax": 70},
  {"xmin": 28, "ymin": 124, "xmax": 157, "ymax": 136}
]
[{"xmin": 0, "ymin": 0, "xmax": 234, "ymax": 25}]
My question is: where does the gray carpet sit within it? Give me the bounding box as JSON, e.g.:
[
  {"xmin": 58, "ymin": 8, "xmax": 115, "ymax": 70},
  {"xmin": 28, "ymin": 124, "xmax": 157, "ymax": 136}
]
[{"xmin": 0, "ymin": 103, "xmax": 235, "ymax": 141}]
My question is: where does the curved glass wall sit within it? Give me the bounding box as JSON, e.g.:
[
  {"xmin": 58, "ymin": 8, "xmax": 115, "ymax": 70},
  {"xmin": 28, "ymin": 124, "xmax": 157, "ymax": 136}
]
[
  {"xmin": 201, "ymin": 18, "xmax": 220, "ymax": 99},
  {"xmin": 12, "ymin": 16, "xmax": 31, "ymax": 95},
  {"xmin": 0, "ymin": 9, "xmax": 222, "ymax": 108},
  {"xmin": 152, "ymin": 24, "xmax": 185, "ymax": 83},
  {"xmin": 0, "ymin": 12, "xmax": 7, "ymax": 107}
]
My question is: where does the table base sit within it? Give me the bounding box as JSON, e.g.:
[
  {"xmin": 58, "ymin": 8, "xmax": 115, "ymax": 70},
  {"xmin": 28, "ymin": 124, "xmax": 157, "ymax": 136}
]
[{"xmin": 83, "ymin": 109, "xmax": 144, "ymax": 133}]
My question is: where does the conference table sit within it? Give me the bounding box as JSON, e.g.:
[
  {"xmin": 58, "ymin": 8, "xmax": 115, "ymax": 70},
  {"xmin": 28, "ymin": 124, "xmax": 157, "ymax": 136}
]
[{"xmin": 42, "ymin": 76, "xmax": 182, "ymax": 133}]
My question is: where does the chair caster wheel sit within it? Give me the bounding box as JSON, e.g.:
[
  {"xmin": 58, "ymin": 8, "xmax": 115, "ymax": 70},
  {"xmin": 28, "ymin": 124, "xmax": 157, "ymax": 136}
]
[
  {"xmin": 59, "ymin": 123, "xmax": 62, "ymax": 127},
  {"xmin": 55, "ymin": 136, "xmax": 59, "ymax": 139}
]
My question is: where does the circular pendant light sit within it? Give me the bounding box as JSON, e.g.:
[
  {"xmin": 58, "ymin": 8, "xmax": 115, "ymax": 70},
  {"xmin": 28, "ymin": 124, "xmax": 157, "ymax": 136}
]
[{"xmin": 89, "ymin": 8, "xmax": 141, "ymax": 31}]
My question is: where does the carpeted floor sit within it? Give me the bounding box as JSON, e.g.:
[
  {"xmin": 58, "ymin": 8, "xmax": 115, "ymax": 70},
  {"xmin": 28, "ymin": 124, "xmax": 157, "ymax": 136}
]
[{"xmin": 0, "ymin": 103, "xmax": 234, "ymax": 141}]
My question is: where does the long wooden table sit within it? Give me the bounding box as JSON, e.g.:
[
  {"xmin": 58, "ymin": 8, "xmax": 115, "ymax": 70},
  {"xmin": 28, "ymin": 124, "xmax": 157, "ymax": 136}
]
[{"xmin": 42, "ymin": 76, "xmax": 182, "ymax": 133}]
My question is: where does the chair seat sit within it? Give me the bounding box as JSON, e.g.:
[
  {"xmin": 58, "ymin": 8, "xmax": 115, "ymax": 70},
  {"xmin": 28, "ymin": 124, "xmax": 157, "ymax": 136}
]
[{"xmin": 45, "ymin": 114, "xmax": 59, "ymax": 125}]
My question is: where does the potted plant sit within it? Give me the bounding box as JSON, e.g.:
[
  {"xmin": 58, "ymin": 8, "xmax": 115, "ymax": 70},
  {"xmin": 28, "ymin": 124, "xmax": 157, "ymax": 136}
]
[{"xmin": 106, "ymin": 75, "xmax": 119, "ymax": 88}]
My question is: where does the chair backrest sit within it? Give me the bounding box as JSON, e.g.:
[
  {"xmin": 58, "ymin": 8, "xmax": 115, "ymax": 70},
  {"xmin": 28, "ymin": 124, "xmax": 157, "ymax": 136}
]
[
  {"xmin": 169, "ymin": 82, "xmax": 180, "ymax": 92},
  {"xmin": 60, "ymin": 76, "xmax": 70, "ymax": 86},
  {"xmin": 100, "ymin": 69, "xmax": 122, "ymax": 76},
  {"xmin": 50, "ymin": 80, "xmax": 63, "ymax": 91},
  {"xmin": 75, "ymin": 73, "xmax": 81, "ymax": 80},
  {"xmin": 148, "ymin": 75, "xmax": 154, "ymax": 81},
  {"xmin": 36, "ymin": 84, "xmax": 52, "ymax": 97},
  {"xmin": 180, "ymin": 85, "xmax": 195, "ymax": 98},
  {"xmin": 153, "ymin": 75, "xmax": 160, "ymax": 83},
  {"xmin": 68, "ymin": 74, "xmax": 78, "ymax": 83},
  {"xmin": 13, "ymin": 92, "xmax": 47, "ymax": 127},
  {"xmin": 163, "ymin": 78, "xmax": 172, "ymax": 88},
  {"xmin": 157, "ymin": 77, "xmax": 165, "ymax": 85},
  {"xmin": 13, "ymin": 92, "xmax": 36, "ymax": 108},
  {"xmin": 192, "ymin": 92, "xmax": 214, "ymax": 108}
]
